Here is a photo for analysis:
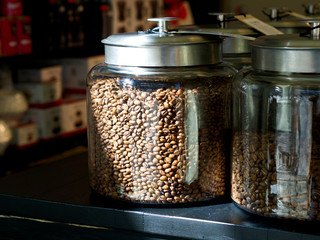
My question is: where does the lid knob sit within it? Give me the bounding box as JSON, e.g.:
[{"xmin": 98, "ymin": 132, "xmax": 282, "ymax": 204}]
[
  {"xmin": 262, "ymin": 7, "xmax": 290, "ymax": 21},
  {"xmin": 307, "ymin": 20, "xmax": 320, "ymax": 39},
  {"xmin": 303, "ymin": 3, "xmax": 320, "ymax": 15},
  {"xmin": 147, "ymin": 17, "xmax": 179, "ymax": 34},
  {"xmin": 208, "ymin": 12, "xmax": 235, "ymax": 28}
]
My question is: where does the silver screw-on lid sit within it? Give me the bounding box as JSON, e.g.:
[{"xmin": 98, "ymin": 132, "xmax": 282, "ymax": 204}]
[
  {"xmin": 262, "ymin": 7, "xmax": 290, "ymax": 21},
  {"xmin": 262, "ymin": 7, "xmax": 310, "ymax": 34},
  {"xmin": 178, "ymin": 13, "xmax": 258, "ymax": 54},
  {"xmin": 102, "ymin": 17, "xmax": 223, "ymax": 67},
  {"xmin": 251, "ymin": 20, "xmax": 320, "ymax": 73},
  {"xmin": 177, "ymin": 26, "xmax": 257, "ymax": 55},
  {"xmin": 303, "ymin": 3, "xmax": 320, "ymax": 15}
]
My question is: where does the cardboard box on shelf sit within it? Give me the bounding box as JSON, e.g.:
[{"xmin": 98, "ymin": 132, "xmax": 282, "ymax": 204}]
[
  {"xmin": 61, "ymin": 55, "xmax": 104, "ymax": 92},
  {"xmin": 11, "ymin": 122, "xmax": 39, "ymax": 149},
  {"xmin": 15, "ymin": 80, "xmax": 62, "ymax": 105},
  {"xmin": 129, "ymin": 0, "xmax": 164, "ymax": 32},
  {"xmin": 17, "ymin": 65, "xmax": 62, "ymax": 83},
  {"xmin": 22, "ymin": 105, "xmax": 63, "ymax": 140},
  {"xmin": 0, "ymin": 17, "xmax": 18, "ymax": 56},
  {"xmin": 146, "ymin": 0, "xmax": 164, "ymax": 19},
  {"xmin": 16, "ymin": 16, "xmax": 32, "ymax": 55},
  {"xmin": 0, "ymin": 0, "xmax": 23, "ymax": 16},
  {"xmin": 111, "ymin": 0, "xmax": 130, "ymax": 33},
  {"xmin": 130, "ymin": 0, "xmax": 147, "ymax": 32},
  {"xmin": 61, "ymin": 97, "xmax": 87, "ymax": 135},
  {"xmin": 112, "ymin": 21, "xmax": 130, "ymax": 34},
  {"xmin": 15, "ymin": 65, "xmax": 63, "ymax": 106}
]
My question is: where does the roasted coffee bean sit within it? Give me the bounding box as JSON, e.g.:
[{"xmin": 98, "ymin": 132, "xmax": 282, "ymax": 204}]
[
  {"xmin": 88, "ymin": 76, "xmax": 230, "ymax": 204},
  {"xmin": 232, "ymin": 130, "xmax": 320, "ymax": 220}
]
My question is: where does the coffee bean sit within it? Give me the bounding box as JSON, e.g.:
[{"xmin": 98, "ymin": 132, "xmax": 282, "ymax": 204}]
[
  {"xmin": 88, "ymin": 76, "xmax": 231, "ymax": 204},
  {"xmin": 232, "ymin": 130, "xmax": 320, "ymax": 220}
]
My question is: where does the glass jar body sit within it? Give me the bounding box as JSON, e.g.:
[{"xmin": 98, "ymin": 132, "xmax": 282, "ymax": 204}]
[
  {"xmin": 87, "ymin": 63, "xmax": 234, "ymax": 205},
  {"xmin": 232, "ymin": 69, "xmax": 320, "ymax": 220}
]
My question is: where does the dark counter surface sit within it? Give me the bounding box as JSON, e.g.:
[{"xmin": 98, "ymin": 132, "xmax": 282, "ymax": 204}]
[{"xmin": 0, "ymin": 147, "xmax": 319, "ymax": 240}]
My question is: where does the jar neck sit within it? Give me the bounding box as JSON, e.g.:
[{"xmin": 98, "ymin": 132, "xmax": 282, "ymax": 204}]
[
  {"xmin": 252, "ymin": 68, "xmax": 320, "ymax": 77},
  {"xmin": 104, "ymin": 63, "xmax": 235, "ymax": 77},
  {"xmin": 104, "ymin": 42, "xmax": 223, "ymax": 67},
  {"xmin": 252, "ymin": 47, "xmax": 320, "ymax": 74}
]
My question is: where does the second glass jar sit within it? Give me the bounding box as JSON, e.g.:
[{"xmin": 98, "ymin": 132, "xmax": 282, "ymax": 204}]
[{"xmin": 231, "ymin": 25, "xmax": 320, "ymax": 220}]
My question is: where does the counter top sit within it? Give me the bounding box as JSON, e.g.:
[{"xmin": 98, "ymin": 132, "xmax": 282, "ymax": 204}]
[{"xmin": 0, "ymin": 148, "xmax": 319, "ymax": 240}]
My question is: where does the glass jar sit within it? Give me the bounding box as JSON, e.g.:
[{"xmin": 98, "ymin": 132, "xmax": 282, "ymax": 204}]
[
  {"xmin": 231, "ymin": 21, "xmax": 320, "ymax": 220},
  {"xmin": 86, "ymin": 18, "xmax": 235, "ymax": 205}
]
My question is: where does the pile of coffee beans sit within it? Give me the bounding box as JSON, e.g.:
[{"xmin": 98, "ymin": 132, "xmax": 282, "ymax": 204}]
[
  {"xmin": 232, "ymin": 130, "xmax": 320, "ymax": 220},
  {"xmin": 88, "ymin": 76, "xmax": 230, "ymax": 204}
]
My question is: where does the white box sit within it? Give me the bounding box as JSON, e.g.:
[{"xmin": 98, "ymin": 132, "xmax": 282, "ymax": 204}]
[
  {"xmin": 131, "ymin": 0, "xmax": 164, "ymax": 31},
  {"xmin": 111, "ymin": 0, "xmax": 131, "ymax": 33},
  {"xmin": 22, "ymin": 105, "xmax": 63, "ymax": 140},
  {"xmin": 62, "ymin": 55, "xmax": 104, "ymax": 91},
  {"xmin": 146, "ymin": 0, "xmax": 164, "ymax": 19},
  {"xmin": 104, "ymin": 0, "xmax": 164, "ymax": 34},
  {"xmin": 61, "ymin": 98, "xmax": 87, "ymax": 134},
  {"xmin": 15, "ymin": 79, "xmax": 62, "ymax": 105},
  {"xmin": 113, "ymin": 21, "xmax": 130, "ymax": 33},
  {"xmin": 130, "ymin": 0, "xmax": 148, "ymax": 32},
  {"xmin": 17, "ymin": 65, "xmax": 62, "ymax": 83},
  {"xmin": 12, "ymin": 122, "xmax": 39, "ymax": 148}
]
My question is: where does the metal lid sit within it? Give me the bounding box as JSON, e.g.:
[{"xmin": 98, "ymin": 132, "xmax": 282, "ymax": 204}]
[
  {"xmin": 267, "ymin": 20, "xmax": 309, "ymax": 28},
  {"xmin": 262, "ymin": 7, "xmax": 310, "ymax": 34},
  {"xmin": 102, "ymin": 17, "xmax": 223, "ymax": 67},
  {"xmin": 177, "ymin": 13, "xmax": 258, "ymax": 54},
  {"xmin": 251, "ymin": 20, "xmax": 320, "ymax": 73},
  {"xmin": 177, "ymin": 26, "xmax": 256, "ymax": 55},
  {"xmin": 177, "ymin": 25, "xmax": 256, "ymax": 37},
  {"xmin": 207, "ymin": 12, "xmax": 255, "ymax": 30},
  {"xmin": 262, "ymin": 7, "xmax": 290, "ymax": 21},
  {"xmin": 303, "ymin": 3, "xmax": 320, "ymax": 16}
]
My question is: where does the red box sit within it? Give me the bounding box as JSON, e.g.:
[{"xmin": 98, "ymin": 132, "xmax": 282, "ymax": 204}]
[
  {"xmin": 1, "ymin": 0, "xmax": 23, "ymax": 16},
  {"xmin": 0, "ymin": 17, "xmax": 18, "ymax": 56},
  {"xmin": 16, "ymin": 16, "xmax": 32, "ymax": 55}
]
